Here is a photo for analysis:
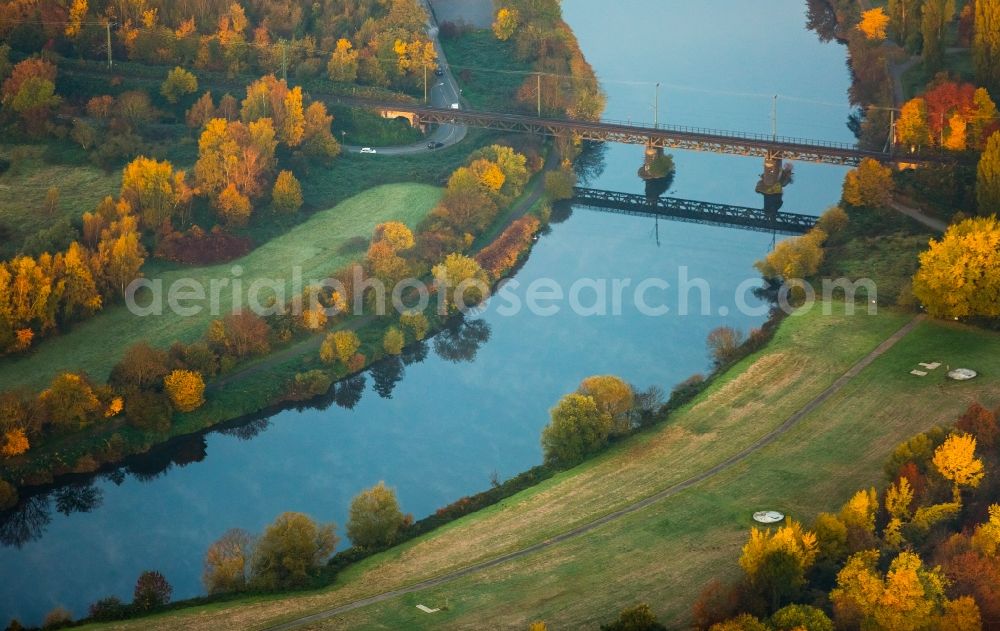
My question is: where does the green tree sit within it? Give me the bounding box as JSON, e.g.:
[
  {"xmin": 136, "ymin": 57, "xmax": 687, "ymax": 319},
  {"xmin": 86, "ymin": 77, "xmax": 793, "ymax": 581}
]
[
  {"xmin": 922, "ymin": 0, "xmax": 956, "ymax": 71},
  {"xmin": 599, "ymin": 603, "xmax": 666, "ymax": 631},
  {"xmin": 400, "ymin": 310, "xmax": 429, "ymax": 341},
  {"xmin": 770, "ymin": 604, "xmax": 834, "ymax": 631},
  {"xmin": 250, "ymin": 512, "xmax": 337, "ymax": 589},
  {"xmin": 541, "ymin": 393, "xmax": 613, "ymax": 466},
  {"xmin": 160, "ymin": 67, "xmax": 198, "ymax": 104},
  {"xmin": 974, "ymin": 0, "xmax": 1000, "ymax": 95},
  {"xmin": 346, "ymin": 481, "xmax": 406, "ymax": 549},
  {"xmin": 978, "ymin": 132, "xmax": 1000, "ymax": 212}
]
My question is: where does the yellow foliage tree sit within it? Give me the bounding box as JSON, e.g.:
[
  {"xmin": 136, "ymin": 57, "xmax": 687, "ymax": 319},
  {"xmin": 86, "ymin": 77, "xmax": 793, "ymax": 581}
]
[
  {"xmin": 1, "ymin": 428, "xmax": 29, "ymax": 457},
  {"xmin": 272, "ymin": 170, "xmax": 303, "ymax": 214},
  {"xmin": 320, "ymin": 330, "xmax": 361, "ymax": 365},
  {"xmin": 400, "ymin": 310, "xmax": 429, "ymax": 341},
  {"xmin": 912, "ymin": 216, "xmax": 1000, "ymax": 318},
  {"xmin": 216, "ymin": 183, "xmax": 253, "ymax": 226},
  {"xmin": 65, "ymin": 0, "xmax": 88, "ymax": 38},
  {"xmin": 739, "ymin": 519, "xmax": 819, "ymax": 609},
  {"xmin": 897, "ymin": 97, "xmax": 931, "ymax": 148},
  {"xmin": 842, "ymin": 158, "xmax": 893, "ymax": 207},
  {"xmin": 161, "ymin": 67, "xmax": 199, "ymax": 104},
  {"xmin": 578, "ymin": 375, "xmax": 634, "ymax": 435},
  {"xmin": 933, "ymin": 433, "xmax": 985, "ymax": 501},
  {"xmin": 971, "ymin": 504, "xmax": 1000, "ymax": 557},
  {"xmin": 831, "ymin": 550, "xmax": 948, "ymax": 631},
  {"xmin": 327, "ymin": 39, "xmax": 359, "ymax": 83},
  {"xmin": 469, "ymin": 159, "xmax": 506, "ymax": 193},
  {"xmin": 432, "ymin": 253, "xmax": 490, "ymax": 312},
  {"xmin": 493, "ymin": 7, "xmax": 520, "ymax": 41},
  {"xmin": 372, "ymin": 222, "xmax": 415, "ymax": 252},
  {"xmin": 754, "ymin": 228, "xmax": 827, "ymax": 281},
  {"xmin": 164, "ymin": 369, "xmax": 206, "ymax": 413},
  {"xmin": 859, "ymin": 8, "xmax": 891, "ymax": 40},
  {"xmin": 383, "ymin": 327, "xmax": 404, "ymax": 355}
]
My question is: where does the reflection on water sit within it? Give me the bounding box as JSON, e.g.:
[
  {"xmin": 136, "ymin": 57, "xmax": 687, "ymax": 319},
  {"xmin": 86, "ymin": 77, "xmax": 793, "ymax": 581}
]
[{"xmin": 0, "ymin": 317, "xmax": 492, "ymax": 553}]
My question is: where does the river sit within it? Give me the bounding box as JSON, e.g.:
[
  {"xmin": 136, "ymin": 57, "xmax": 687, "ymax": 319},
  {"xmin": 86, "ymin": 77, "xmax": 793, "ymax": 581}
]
[{"xmin": 0, "ymin": 0, "xmax": 854, "ymax": 625}]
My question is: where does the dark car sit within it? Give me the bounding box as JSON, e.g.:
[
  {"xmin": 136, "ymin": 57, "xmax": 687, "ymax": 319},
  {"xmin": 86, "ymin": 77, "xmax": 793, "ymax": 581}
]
[
  {"xmin": 427, "ymin": 141, "xmax": 445, "ymax": 149},
  {"xmin": 434, "ymin": 67, "xmax": 444, "ymax": 77}
]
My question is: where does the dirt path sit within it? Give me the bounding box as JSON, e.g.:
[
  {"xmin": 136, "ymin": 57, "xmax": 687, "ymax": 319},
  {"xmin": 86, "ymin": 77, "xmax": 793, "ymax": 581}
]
[{"xmin": 262, "ymin": 315, "xmax": 927, "ymax": 631}]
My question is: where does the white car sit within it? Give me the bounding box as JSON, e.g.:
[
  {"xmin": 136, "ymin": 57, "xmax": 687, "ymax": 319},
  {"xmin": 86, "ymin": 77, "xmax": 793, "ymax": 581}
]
[
  {"xmin": 359, "ymin": 147, "xmax": 377, "ymax": 154},
  {"xmin": 450, "ymin": 103, "xmax": 460, "ymax": 110}
]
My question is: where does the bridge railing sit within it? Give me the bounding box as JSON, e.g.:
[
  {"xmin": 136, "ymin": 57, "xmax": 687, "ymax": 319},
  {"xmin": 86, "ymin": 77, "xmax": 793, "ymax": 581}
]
[{"xmin": 591, "ymin": 118, "xmax": 863, "ymax": 151}]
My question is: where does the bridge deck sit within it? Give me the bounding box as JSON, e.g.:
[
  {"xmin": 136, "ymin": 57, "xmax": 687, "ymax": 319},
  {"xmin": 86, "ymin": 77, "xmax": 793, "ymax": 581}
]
[
  {"xmin": 329, "ymin": 96, "xmax": 950, "ymax": 167},
  {"xmin": 570, "ymin": 187, "xmax": 818, "ymax": 235}
]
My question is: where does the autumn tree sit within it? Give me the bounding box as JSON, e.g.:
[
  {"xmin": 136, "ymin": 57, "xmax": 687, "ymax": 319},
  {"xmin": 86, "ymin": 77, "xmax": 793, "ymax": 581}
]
[
  {"xmin": 195, "ymin": 117, "xmax": 278, "ymax": 203},
  {"xmin": 400, "ymin": 310, "xmax": 429, "ymax": 341},
  {"xmin": 120, "ymin": 157, "xmax": 191, "ymax": 230},
  {"xmin": 202, "ymin": 528, "xmax": 253, "ymax": 594},
  {"xmin": 978, "ymin": 132, "xmax": 1000, "ymax": 212},
  {"xmin": 219, "ymin": 312, "xmax": 270, "ymax": 358},
  {"xmin": 933, "ymin": 433, "xmax": 985, "ymax": 501},
  {"xmin": 346, "ymin": 481, "xmax": 406, "ymax": 549},
  {"xmin": 578, "ymin": 375, "xmax": 634, "ymax": 435},
  {"xmin": 320, "ymin": 330, "xmax": 361, "ymax": 366},
  {"xmin": 240, "ymin": 75, "xmax": 305, "ymax": 147},
  {"xmin": 740, "ymin": 520, "xmax": 818, "ymax": 611},
  {"xmin": 974, "ymin": 0, "xmax": 1000, "ymax": 95},
  {"xmin": 859, "ymin": 8, "xmax": 891, "ymax": 40},
  {"xmin": 544, "ymin": 166, "xmax": 577, "ymax": 201},
  {"xmin": 1, "ymin": 58, "xmax": 59, "ymax": 133},
  {"xmin": 109, "ymin": 342, "xmax": 169, "ymax": 391},
  {"xmin": 831, "ymin": 550, "xmax": 949, "ymax": 630},
  {"xmin": 133, "ymin": 571, "xmax": 172, "ymax": 611},
  {"xmin": 302, "ymin": 102, "xmax": 341, "ymax": 161},
  {"xmin": 706, "ymin": 326, "xmax": 746, "ymax": 366},
  {"xmin": 493, "ymin": 7, "xmax": 520, "ymax": 41},
  {"xmin": 163, "ymin": 369, "xmax": 206, "ymax": 412},
  {"xmin": 383, "ymin": 327, "xmax": 404, "ymax": 356},
  {"xmin": 186, "ymin": 92, "xmax": 216, "ymax": 129},
  {"xmin": 373, "ymin": 222, "xmax": 415, "ymax": 252},
  {"xmin": 1, "ymin": 427, "xmax": 28, "ymax": 457},
  {"xmin": 770, "ymin": 604, "xmax": 834, "ymax": 631},
  {"xmin": 955, "ymin": 402, "xmax": 998, "ymax": 450},
  {"xmin": 889, "ymin": 0, "xmax": 923, "ymax": 48},
  {"xmin": 39, "ymin": 373, "xmax": 100, "ymax": 430},
  {"xmin": 911, "ymin": 216, "xmax": 1000, "ymax": 318},
  {"xmin": 601, "ymin": 603, "xmax": 666, "ymax": 631},
  {"xmin": 897, "ymin": 97, "xmax": 931, "ymax": 148},
  {"xmin": 161, "ymin": 67, "xmax": 198, "ymax": 104},
  {"xmin": 433, "ymin": 253, "xmax": 490, "ymax": 312},
  {"xmin": 842, "ymin": 158, "xmax": 893, "ymax": 207},
  {"xmin": 272, "ymin": 170, "xmax": 303, "ymax": 214},
  {"xmin": 327, "ymin": 38, "xmax": 359, "ymax": 82},
  {"xmin": 541, "ymin": 393, "xmax": 613, "ymax": 466},
  {"xmin": 216, "ymin": 183, "xmax": 253, "ymax": 226},
  {"xmin": 250, "ymin": 512, "xmax": 337, "ymax": 589}
]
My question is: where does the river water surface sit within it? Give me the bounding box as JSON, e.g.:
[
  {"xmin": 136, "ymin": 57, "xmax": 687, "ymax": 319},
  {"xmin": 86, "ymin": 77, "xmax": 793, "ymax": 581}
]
[{"xmin": 0, "ymin": 1, "xmax": 854, "ymax": 624}]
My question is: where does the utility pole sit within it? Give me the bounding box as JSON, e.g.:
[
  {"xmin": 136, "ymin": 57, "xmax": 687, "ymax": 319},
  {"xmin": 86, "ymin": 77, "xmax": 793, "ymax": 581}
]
[
  {"xmin": 281, "ymin": 42, "xmax": 287, "ymax": 82},
  {"xmin": 654, "ymin": 82, "xmax": 660, "ymax": 128},
  {"xmin": 536, "ymin": 72, "xmax": 542, "ymax": 117},
  {"xmin": 106, "ymin": 21, "xmax": 113, "ymax": 69},
  {"xmin": 424, "ymin": 64, "xmax": 428, "ymax": 104},
  {"xmin": 771, "ymin": 95, "xmax": 778, "ymax": 141},
  {"xmin": 888, "ymin": 108, "xmax": 896, "ymax": 155}
]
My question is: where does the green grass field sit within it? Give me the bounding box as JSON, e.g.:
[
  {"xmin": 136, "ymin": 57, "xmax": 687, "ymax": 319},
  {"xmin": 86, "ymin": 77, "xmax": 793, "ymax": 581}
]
[
  {"xmin": 0, "ymin": 144, "xmax": 122, "ymax": 259},
  {"xmin": 77, "ymin": 306, "xmax": 1000, "ymax": 630},
  {"xmin": 441, "ymin": 31, "xmax": 534, "ymax": 112},
  {"xmin": 0, "ymin": 183, "xmax": 441, "ymax": 392}
]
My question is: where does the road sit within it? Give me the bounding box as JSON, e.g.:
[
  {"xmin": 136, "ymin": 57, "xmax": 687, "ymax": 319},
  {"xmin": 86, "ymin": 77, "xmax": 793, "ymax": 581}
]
[
  {"xmin": 343, "ymin": 0, "xmax": 468, "ymax": 156},
  {"xmin": 262, "ymin": 315, "xmax": 926, "ymax": 631}
]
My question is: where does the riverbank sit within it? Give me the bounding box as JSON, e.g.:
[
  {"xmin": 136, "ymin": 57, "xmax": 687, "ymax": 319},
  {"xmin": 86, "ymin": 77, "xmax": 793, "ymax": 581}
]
[{"xmin": 70, "ymin": 305, "xmax": 1000, "ymax": 630}]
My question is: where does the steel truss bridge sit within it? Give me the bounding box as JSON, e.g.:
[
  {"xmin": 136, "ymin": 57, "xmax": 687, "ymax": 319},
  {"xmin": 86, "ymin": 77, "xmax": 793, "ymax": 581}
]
[
  {"xmin": 570, "ymin": 187, "xmax": 818, "ymax": 235},
  {"xmin": 333, "ymin": 98, "xmax": 949, "ymax": 167}
]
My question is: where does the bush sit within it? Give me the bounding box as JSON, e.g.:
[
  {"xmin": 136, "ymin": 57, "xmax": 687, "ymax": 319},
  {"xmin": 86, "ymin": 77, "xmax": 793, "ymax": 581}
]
[
  {"xmin": 88, "ymin": 596, "xmax": 128, "ymax": 621},
  {"xmin": 125, "ymin": 391, "xmax": 173, "ymax": 433},
  {"xmin": 154, "ymin": 227, "xmax": 252, "ymax": 265},
  {"xmin": 706, "ymin": 327, "xmax": 746, "ymax": 366},
  {"xmin": 541, "ymin": 393, "xmax": 613, "ymax": 467},
  {"xmin": 41, "ymin": 606, "xmax": 72, "ymax": 629},
  {"xmin": 286, "ymin": 370, "xmax": 334, "ymax": 401},
  {"xmin": 476, "ymin": 215, "xmax": 540, "ymax": 280},
  {"xmin": 251, "ymin": 512, "xmax": 338, "ymax": 589}
]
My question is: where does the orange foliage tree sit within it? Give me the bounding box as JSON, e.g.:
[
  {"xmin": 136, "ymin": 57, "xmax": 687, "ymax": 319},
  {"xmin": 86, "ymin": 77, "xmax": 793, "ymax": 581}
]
[{"xmin": 164, "ymin": 369, "xmax": 206, "ymax": 413}]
